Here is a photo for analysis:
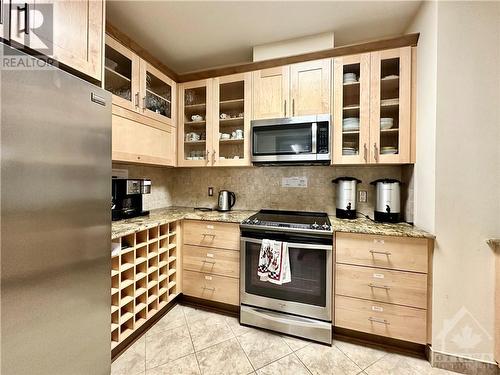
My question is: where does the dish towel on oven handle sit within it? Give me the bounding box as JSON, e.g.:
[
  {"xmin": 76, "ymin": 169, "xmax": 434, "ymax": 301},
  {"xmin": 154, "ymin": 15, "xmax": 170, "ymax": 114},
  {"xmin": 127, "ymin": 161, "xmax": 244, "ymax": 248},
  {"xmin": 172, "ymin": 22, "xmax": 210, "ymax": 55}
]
[{"xmin": 257, "ymin": 239, "xmax": 291, "ymax": 285}]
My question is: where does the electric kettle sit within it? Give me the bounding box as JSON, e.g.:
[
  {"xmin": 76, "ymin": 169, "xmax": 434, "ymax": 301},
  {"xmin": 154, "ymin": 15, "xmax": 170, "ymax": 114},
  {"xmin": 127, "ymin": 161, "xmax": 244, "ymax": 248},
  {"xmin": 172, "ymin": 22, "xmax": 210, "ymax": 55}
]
[{"xmin": 217, "ymin": 190, "xmax": 236, "ymax": 211}]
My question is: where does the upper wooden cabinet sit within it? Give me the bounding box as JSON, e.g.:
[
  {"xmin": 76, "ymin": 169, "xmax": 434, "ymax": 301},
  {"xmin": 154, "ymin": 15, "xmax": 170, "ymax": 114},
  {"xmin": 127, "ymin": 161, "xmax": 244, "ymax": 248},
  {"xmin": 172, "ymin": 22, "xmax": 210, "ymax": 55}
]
[
  {"xmin": 212, "ymin": 73, "xmax": 252, "ymax": 166},
  {"xmin": 252, "ymin": 67, "xmax": 290, "ymax": 119},
  {"xmin": 252, "ymin": 59, "xmax": 331, "ymax": 120},
  {"xmin": 333, "ymin": 53, "xmax": 371, "ymax": 164},
  {"xmin": 178, "ymin": 79, "xmax": 213, "ymax": 167},
  {"xmin": 370, "ymin": 47, "xmax": 411, "ymax": 164},
  {"xmin": 9, "ymin": 0, "xmax": 104, "ymax": 81},
  {"xmin": 290, "ymin": 59, "xmax": 331, "ymax": 116},
  {"xmin": 105, "ymin": 36, "xmax": 176, "ymax": 128},
  {"xmin": 178, "ymin": 74, "xmax": 252, "ymax": 167},
  {"xmin": 332, "ymin": 47, "xmax": 412, "ymax": 165},
  {"xmin": 105, "ymin": 35, "xmax": 177, "ymax": 166}
]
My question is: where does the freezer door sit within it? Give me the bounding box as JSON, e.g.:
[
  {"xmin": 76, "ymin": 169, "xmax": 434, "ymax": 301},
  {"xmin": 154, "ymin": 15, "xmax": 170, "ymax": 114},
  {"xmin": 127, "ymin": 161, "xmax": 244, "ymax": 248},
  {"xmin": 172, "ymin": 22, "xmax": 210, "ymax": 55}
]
[{"xmin": 1, "ymin": 46, "xmax": 112, "ymax": 375}]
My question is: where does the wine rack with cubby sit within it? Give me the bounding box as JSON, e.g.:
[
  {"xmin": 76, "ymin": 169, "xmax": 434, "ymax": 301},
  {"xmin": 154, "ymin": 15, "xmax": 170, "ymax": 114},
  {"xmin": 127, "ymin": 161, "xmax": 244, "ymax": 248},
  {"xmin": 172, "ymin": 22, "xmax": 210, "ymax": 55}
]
[{"xmin": 110, "ymin": 221, "xmax": 179, "ymax": 349}]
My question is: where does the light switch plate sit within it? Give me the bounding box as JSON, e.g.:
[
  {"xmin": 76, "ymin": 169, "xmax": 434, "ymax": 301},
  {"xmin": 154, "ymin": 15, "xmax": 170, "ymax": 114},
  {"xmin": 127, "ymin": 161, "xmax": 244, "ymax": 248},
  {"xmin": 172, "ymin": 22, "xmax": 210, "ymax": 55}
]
[
  {"xmin": 359, "ymin": 190, "xmax": 367, "ymax": 203},
  {"xmin": 281, "ymin": 176, "xmax": 308, "ymax": 188}
]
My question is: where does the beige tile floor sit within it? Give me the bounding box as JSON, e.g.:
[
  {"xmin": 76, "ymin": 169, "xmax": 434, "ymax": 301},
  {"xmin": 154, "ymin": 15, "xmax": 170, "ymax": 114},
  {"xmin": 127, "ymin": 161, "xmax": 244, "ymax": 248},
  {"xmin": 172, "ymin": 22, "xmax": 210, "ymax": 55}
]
[{"xmin": 112, "ymin": 304, "xmax": 460, "ymax": 375}]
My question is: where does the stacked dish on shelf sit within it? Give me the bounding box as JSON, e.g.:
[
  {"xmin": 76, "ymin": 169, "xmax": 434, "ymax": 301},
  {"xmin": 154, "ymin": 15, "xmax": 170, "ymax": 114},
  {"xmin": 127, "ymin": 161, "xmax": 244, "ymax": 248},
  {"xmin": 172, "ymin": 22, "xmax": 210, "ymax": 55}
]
[
  {"xmin": 342, "ymin": 142, "xmax": 358, "ymax": 155},
  {"xmin": 343, "ymin": 73, "xmax": 358, "ymax": 84},
  {"xmin": 380, "ymin": 117, "xmax": 394, "ymax": 130},
  {"xmin": 381, "ymin": 146, "xmax": 398, "ymax": 155},
  {"xmin": 342, "ymin": 117, "xmax": 360, "ymax": 132}
]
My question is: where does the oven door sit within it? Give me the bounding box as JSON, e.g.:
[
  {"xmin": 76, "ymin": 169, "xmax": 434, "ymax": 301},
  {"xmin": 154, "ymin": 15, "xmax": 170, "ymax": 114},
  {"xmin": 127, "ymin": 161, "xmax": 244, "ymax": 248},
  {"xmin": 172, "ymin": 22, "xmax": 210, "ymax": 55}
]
[
  {"xmin": 240, "ymin": 236, "xmax": 332, "ymax": 322},
  {"xmin": 251, "ymin": 119, "xmax": 317, "ymax": 163}
]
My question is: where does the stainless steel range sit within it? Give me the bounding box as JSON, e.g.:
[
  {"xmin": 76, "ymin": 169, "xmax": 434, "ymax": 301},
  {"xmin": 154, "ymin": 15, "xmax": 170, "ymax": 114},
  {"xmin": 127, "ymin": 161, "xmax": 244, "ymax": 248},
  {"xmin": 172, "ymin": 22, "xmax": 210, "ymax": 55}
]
[{"xmin": 240, "ymin": 210, "xmax": 333, "ymax": 344}]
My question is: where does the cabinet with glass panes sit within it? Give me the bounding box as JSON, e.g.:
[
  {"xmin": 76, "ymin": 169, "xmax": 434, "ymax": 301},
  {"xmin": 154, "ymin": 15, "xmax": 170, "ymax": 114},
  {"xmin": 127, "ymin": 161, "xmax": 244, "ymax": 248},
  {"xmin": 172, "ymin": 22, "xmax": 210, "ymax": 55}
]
[
  {"xmin": 333, "ymin": 47, "xmax": 411, "ymax": 164},
  {"xmin": 104, "ymin": 35, "xmax": 176, "ymax": 128},
  {"xmin": 212, "ymin": 73, "xmax": 251, "ymax": 166},
  {"xmin": 178, "ymin": 80, "xmax": 212, "ymax": 167},
  {"xmin": 369, "ymin": 47, "xmax": 411, "ymax": 164}
]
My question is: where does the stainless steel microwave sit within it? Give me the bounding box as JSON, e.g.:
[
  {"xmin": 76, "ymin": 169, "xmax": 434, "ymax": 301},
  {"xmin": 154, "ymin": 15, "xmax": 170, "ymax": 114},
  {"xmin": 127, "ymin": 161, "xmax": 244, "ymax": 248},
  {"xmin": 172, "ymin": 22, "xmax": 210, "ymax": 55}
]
[{"xmin": 251, "ymin": 114, "xmax": 331, "ymax": 165}]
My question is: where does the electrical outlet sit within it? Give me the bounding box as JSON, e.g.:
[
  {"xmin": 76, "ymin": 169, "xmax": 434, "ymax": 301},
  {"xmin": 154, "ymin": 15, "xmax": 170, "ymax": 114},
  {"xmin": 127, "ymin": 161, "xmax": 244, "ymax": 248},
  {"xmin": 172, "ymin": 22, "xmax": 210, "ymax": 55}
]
[
  {"xmin": 208, "ymin": 187, "xmax": 213, "ymax": 197},
  {"xmin": 359, "ymin": 190, "xmax": 367, "ymax": 203}
]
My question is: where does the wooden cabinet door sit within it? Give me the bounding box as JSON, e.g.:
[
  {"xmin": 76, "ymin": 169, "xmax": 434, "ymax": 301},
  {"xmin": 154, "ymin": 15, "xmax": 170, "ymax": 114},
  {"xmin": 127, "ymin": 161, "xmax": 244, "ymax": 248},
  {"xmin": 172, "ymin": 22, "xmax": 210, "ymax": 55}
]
[
  {"xmin": 252, "ymin": 66, "xmax": 290, "ymax": 119},
  {"xmin": 178, "ymin": 79, "xmax": 213, "ymax": 167},
  {"xmin": 212, "ymin": 73, "xmax": 252, "ymax": 166},
  {"xmin": 333, "ymin": 54, "xmax": 371, "ymax": 164},
  {"xmin": 369, "ymin": 47, "xmax": 411, "ymax": 164},
  {"xmin": 290, "ymin": 59, "xmax": 331, "ymax": 116},
  {"xmin": 112, "ymin": 111, "xmax": 175, "ymax": 166},
  {"xmin": 140, "ymin": 59, "xmax": 176, "ymax": 127},
  {"xmin": 10, "ymin": 0, "xmax": 104, "ymax": 81},
  {"xmin": 105, "ymin": 36, "xmax": 140, "ymax": 112}
]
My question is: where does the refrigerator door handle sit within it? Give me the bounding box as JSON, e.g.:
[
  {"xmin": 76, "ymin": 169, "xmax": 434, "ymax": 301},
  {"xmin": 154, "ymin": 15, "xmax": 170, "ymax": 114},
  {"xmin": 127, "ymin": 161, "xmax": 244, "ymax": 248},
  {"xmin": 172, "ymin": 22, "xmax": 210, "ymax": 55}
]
[{"xmin": 91, "ymin": 92, "xmax": 106, "ymax": 106}]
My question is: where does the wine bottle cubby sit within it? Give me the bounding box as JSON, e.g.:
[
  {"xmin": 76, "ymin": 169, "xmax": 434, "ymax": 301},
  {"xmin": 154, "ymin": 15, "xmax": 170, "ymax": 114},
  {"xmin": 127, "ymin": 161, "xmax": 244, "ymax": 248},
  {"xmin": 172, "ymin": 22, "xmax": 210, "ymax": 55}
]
[{"xmin": 110, "ymin": 221, "xmax": 180, "ymax": 349}]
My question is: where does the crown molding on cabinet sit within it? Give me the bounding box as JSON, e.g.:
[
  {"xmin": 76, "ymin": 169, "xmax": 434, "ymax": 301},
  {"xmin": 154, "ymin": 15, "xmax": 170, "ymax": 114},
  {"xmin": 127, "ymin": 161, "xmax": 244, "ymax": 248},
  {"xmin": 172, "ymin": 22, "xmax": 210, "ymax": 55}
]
[{"xmin": 177, "ymin": 33, "xmax": 420, "ymax": 82}]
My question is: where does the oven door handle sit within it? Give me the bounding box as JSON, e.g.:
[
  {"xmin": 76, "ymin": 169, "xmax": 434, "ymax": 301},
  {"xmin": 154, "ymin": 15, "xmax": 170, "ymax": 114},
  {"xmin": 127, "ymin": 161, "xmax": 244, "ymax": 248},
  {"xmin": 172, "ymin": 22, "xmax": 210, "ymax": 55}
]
[{"xmin": 241, "ymin": 237, "xmax": 332, "ymax": 251}]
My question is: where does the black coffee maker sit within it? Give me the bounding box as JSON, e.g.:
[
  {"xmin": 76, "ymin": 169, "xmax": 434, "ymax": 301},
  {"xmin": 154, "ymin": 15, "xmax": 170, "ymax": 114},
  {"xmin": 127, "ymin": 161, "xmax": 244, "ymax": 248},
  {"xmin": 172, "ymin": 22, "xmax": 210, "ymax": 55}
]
[{"xmin": 112, "ymin": 179, "xmax": 151, "ymax": 221}]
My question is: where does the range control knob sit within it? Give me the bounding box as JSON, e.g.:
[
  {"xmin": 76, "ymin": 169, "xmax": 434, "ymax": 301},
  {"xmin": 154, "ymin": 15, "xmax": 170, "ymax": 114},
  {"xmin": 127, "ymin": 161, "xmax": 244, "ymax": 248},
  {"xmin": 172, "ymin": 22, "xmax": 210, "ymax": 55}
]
[
  {"xmin": 322, "ymin": 223, "xmax": 331, "ymax": 230},
  {"xmin": 311, "ymin": 222, "xmax": 320, "ymax": 230},
  {"xmin": 252, "ymin": 218, "xmax": 260, "ymax": 224}
]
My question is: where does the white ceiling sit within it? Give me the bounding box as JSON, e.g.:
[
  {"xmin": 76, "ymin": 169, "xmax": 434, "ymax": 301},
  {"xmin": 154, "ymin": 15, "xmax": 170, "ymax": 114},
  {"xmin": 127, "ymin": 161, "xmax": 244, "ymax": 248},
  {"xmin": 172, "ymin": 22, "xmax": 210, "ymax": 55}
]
[{"xmin": 107, "ymin": 1, "xmax": 422, "ymax": 74}]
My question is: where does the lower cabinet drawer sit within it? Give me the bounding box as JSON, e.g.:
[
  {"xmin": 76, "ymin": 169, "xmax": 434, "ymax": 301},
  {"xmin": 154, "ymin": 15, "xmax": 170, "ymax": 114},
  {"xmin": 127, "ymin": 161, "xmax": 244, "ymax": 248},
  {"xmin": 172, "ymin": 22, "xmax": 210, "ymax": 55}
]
[
  {"xmin": 183, "ymin": 220, "xmax": 240, "ymax": 251},
  {"xmin": 336, "ymin": 264, "xmax": 428, "ymax": 309},
  {"xmin": 335, "ymin": 295, "xmax": 427, "ymax": 344},
  {"xmin": 336, "ymin": 232, "xmax": 429, "ymax": 273},
  {"xmin": 183, "ymin": 245, "xmax": 240, "ymax": 278},
  {"xmin": 182, "ymin": 270, "xmax": 239, "ymax": 306}
]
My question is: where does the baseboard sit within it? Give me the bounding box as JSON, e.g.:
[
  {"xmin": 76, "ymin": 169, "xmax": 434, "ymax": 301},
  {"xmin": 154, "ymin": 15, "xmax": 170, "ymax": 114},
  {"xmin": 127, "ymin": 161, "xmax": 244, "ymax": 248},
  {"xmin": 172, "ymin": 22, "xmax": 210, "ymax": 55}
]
[
  {"xmin": 179, "ymin": 295, "xmax": 239, "ymax": 317},
  {"xmin": 333, "ymin": 327, "xmax": 427, "ymax": 359},
  {"xmin": 428, "ymin": 347, "xmax": 500, "ymax": 375}
]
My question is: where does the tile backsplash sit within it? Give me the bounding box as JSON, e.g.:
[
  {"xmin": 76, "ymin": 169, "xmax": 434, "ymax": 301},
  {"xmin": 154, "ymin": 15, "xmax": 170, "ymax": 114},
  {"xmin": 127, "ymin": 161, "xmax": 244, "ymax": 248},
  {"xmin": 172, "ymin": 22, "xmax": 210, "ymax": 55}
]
[{"xmin": 115, "ymin": 163, "xmax": 413, "ymax": 221}]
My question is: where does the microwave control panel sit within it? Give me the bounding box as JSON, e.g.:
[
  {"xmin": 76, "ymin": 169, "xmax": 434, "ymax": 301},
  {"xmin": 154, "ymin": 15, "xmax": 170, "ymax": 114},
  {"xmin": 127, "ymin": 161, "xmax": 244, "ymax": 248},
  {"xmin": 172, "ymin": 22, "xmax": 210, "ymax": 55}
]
[{"xmin": 317, "ymin": 122, "xmax": 330, "ymax": 154}]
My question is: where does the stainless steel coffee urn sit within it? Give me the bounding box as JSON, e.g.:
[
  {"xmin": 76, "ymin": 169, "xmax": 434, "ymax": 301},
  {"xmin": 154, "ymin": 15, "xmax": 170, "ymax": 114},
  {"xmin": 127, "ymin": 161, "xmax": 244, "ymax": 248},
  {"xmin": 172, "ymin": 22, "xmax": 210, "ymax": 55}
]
[
  {"xmin": 370, "ymin": 179, "xmax": 401, "ymax": 223},
  {"xmin": 332, "ymin": 177, "xmax": 362, "ymax": 219}
]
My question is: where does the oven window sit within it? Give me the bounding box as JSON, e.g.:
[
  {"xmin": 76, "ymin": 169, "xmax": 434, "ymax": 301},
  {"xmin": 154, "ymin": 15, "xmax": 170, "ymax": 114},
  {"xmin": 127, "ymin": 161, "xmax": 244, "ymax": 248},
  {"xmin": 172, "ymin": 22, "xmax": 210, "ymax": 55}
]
[
  {"xmin": 253, "ymin": 124, "xmax": 312, "ymax": 155},
  {"xmin": 245, "ymin": 241, "xmax": 327, "ymax": 306}
]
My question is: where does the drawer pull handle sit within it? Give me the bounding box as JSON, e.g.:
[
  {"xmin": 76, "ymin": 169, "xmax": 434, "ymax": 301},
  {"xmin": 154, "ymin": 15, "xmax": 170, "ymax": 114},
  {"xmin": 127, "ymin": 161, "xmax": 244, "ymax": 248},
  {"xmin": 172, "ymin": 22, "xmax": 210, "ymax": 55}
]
[
  {"xmin": 369, "ymin": 250, "xmax": 391, "ymax": 256},
  {"xmin": 368, "ymin": 317, "xmax": 390, "ymax": 325},
  {"xmin": 202, "ymin": 286, "xmax": 216, "ymax": 291},
  {"xmin": 368, "ymin": 283, "xmax": 391, "ymax": 290},
  {"xmin": 202, "ymin": 233, "xmax": 216, "ymax": 238},
  {"xmin": 202, "ymin": 259, "xmax": 216, "ymax": 265}
]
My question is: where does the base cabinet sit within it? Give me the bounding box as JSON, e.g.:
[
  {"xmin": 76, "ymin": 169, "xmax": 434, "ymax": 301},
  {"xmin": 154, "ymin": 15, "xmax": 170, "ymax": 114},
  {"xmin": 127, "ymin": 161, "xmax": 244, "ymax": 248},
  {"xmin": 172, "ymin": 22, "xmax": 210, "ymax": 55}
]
[
  {"xmin": 182, "ymin": 220, "xmax": 240, "ymax": 306},
  {"xmin": 334, "ymin": 232, "xmax": 433, "ymax": 344}
]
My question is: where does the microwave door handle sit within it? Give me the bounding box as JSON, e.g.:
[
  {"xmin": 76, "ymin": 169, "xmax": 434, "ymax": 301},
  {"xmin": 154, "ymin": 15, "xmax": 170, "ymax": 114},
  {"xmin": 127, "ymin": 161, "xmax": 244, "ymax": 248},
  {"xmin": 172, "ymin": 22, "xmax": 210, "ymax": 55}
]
[{"xmin": 311, "ymin": 122, "xmax": 317, "ymax": 154}]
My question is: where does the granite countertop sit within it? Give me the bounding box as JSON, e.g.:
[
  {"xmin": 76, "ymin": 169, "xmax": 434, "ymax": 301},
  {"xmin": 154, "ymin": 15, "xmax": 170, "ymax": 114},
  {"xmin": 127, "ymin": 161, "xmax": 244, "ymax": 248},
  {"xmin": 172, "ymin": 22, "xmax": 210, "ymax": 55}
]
[
  {"xmin": 112, "ymin": 206, "xmax": 434, "ymax": 240},
  {"xmin": 329, "ymin": 216, "xmax": 435, "ymax": 239},
  {"xmin": 112, "ymin": 207, "xmax": 257, "ymax": 239}
]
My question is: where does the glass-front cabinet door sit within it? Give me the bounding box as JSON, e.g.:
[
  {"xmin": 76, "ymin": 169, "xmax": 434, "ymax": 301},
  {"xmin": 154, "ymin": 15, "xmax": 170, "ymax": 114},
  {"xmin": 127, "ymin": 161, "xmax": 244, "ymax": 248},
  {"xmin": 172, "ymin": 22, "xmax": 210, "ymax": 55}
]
[
  {"xmin": 370, "ymin": 47, "xmax": 411, "ymax": 163},
  {"xmin": 140, "ymin": 61, "xmax": 176, "ymax": 126},
  {"xmin": 105, "ymin": 36, "xmax": 140, "ymax": 111},
  {"xmin": 333, "ymin": 54, "xmax": 371, "ymax": 164},
  {"xmin": 212, "ymin": 73, "xmax": 252, "ymax": 166},
  {"xmin": 178, "ymin": 79, "xmax": 213, "ymax": 167}
]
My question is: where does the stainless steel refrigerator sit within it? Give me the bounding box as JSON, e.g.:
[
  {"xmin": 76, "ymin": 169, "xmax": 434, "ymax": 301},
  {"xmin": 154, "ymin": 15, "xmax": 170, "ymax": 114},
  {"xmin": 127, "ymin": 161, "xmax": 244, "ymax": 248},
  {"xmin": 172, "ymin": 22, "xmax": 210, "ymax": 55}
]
[{"xmin": 1, "ymin": 45, "xmax": 112, "ymax": 375}]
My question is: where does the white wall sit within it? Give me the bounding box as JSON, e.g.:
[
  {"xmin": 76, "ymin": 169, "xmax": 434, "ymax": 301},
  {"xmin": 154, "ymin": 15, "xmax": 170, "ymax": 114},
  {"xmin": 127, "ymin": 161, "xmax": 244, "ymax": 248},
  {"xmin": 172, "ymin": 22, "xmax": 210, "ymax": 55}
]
[
  {"xmin": 405, "ymin": 1, "xmax": 438, "ymax": 234},
  {"xmin": 408, "ymin": 1, "xmax": 500, "ymax": 362}
]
